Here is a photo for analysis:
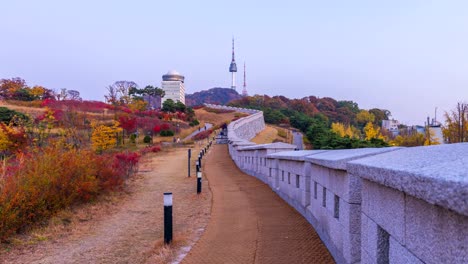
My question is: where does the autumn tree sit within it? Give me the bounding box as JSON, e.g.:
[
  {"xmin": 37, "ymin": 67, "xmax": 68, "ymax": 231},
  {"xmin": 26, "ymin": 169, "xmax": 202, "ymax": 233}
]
[
  {"xmin": 364, "ymin": 122, "xmax": 384, "ymax": 140},
  {"xmin": 0, "ymin": 123, "xmax": 27, "ymax": 155},
  {"xmin": 91, "ymin": 121, "xmax": 122, "ymax": 153},
  {"xmin": 67, "ymin": 90, "xmax": 82, "ymax": 101},
  {"xmin": 29, "ymin": 85, "xmax": 52, "ymax": 100},
  {"xmin": 369, "ymin": 108, "xmax": 391, "ymax": 127},
  {"xmin": 356, "ymin": 110, "xmax": 375, "ymax": 128},
  {"xmin": 424, "ymin": 129, "xmax": 440, "ymax": 146},
  {"xmin": 0, "ymin": 77, "xmax": 26, "ymax": 99},
  {"xmin": 105, "ymin": 85, "xmax": 119, "ymax": 106},
  {"xmin": 443, "ymin": 102, "xmax": 468, "ymax": 143},
  {"xmin": 105, "ymin": 81, "xmax": 138, "ymax": 106},
  {"xmin": 331, "ymin": 122, "xmax": 356, "ymax": 138}
]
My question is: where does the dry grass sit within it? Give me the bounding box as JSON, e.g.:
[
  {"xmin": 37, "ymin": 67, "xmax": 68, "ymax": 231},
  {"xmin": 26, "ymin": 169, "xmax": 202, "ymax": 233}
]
[
  {"xmin": 251, "ymin": 125, "xmax": 279, "ymax": 144},
  {"xmin": 194, "ymin": 108, "xmax": 238, "ymax": 126},
  {"xmin": 251, "ymin": 125, "xmax": 294, "ymax": 144},
  {"xmin": 0, "ymin": 147, "xmax": 212, "ymax": 263},
  {"xmin": 0, "ymin": 101, "xmax": 45, "ymax": 118}
]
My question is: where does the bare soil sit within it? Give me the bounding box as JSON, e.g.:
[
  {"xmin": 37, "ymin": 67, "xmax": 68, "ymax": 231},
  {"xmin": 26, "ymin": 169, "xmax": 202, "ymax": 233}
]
[{"xmin": 0, "ymin": 147, "xmax": 212, "ymax": 264}]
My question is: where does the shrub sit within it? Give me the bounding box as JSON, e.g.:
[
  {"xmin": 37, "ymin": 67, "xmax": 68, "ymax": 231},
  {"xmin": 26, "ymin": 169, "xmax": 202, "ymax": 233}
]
[
  {"xmin": 113, "ymin": 151, "xmax": 140, "ymax": 180},
  {"xmin": 130, "ymin": 133, "xmax": 137, "ymax": 144},
  {"xmin": 0, "ymin": 146, "xmax": 142, "ymax": 241},
  {"xmin": 153, "ymin": 125, "xmax": 161, "ymax": 134},
  {"xmin": 193, "ymin": 129, "xmax": 213, "ymax": 140},
  {"xmin": 160, "ymin": 130, "xmax": 174, "ymax": 137},
  {"xmin": 140, "ymin": 145, "xmax": 161, "ymax": 154},
  {"xmin": 189, "ymin": 119, "xmax": 200, "ymax": 127},
  {"xmin": 143, "ymin": 135, "xmax": 152, "ymax": 144},
  {"xmin": 0, "ymin": 107, "xmax": 29, "ymax": 124}
]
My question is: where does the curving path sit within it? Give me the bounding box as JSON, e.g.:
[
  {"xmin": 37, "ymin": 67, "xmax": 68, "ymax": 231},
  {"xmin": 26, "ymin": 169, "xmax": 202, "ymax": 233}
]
[
  {"xmin": 183, "ymin": 123, "xmax": 213, "ymax": 141},
  {"xmin": 182, "ymin": 145, "xmax": 334, "ymax": 264}
]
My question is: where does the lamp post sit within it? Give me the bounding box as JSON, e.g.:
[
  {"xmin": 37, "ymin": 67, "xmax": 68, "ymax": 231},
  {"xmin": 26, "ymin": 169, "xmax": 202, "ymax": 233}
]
[{"xmin": 163, "ymin": 192, "xmax": 173, "ymax": 244}]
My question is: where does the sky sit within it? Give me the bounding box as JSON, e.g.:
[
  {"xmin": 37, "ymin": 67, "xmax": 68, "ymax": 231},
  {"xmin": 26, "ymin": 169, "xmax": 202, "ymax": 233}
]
[{"xmin": 1, "ymin": 0, "xmax": 468, "ymax": 125}]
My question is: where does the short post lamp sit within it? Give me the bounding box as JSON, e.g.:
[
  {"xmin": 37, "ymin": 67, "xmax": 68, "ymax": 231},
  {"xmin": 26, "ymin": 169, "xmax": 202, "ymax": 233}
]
[
  {"xmin": 197, "ymin": 170, "xmax": 202, "ymax": 194},
  {"xmin": 188, "ymin": 149, "xmax": 191, "ymax": 177},
  {"xmin": 163, "ymin": 192, "xmax": 173, "ymax": 244}
]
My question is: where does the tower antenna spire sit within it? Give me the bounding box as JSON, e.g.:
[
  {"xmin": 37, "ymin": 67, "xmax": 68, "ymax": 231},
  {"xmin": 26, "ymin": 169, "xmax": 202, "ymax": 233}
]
[
  {"xmin": 232, "ymin": 37, "xmax": 235, "ymax": 62},
  {"xmin": 242, "ymin": 62, "xmax": 248, "ymax": 96}
]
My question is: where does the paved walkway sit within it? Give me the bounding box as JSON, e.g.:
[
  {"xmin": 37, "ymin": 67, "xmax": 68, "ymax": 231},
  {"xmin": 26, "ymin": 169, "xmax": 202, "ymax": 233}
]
[
  {"xmin": 182, "ymin": 145, "xmax": 334, "ymax": 264},
  {"xmin": 183, "ymin": 123, "xmax": 213, "ymax": 141}
]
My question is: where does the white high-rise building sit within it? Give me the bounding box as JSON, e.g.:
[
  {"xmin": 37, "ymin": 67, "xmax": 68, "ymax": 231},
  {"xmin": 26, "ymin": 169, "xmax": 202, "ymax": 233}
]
[{"xmin": 161, "ymin": 70, "xmax": 185, "ymax": 106}]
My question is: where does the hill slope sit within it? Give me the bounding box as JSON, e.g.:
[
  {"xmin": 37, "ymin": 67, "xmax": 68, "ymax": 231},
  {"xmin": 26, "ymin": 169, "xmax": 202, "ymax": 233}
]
[{"xmin": 186, "ymin": 88, "xmax": 242, "ymax": 107}]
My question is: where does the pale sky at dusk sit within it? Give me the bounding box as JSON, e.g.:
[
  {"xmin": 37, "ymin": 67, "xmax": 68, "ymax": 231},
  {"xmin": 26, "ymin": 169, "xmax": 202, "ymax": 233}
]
[{"xmin": 1, "ymin": 1, "xmax": 468, "ymax": 125}]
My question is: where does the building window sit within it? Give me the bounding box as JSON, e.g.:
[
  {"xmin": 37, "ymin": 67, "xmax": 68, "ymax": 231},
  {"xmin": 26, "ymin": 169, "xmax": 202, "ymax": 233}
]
[
  {"xmin": 288, "ymin": 172, "xmax": 291, "ymax": 184},
  {"xmin": 282, "ymin": 170, "xmax": 284, "ymax": 181},
  {"xmin": 322, "ymin": 187, "xmax": 326, "ymax": 207},
  {"xmin": 269, "ymin": 168, "xmax": 272, "ymax": 177},
  {"xmin": 296, "ymin": 175, "xmax": 300, "ymax": 188}
]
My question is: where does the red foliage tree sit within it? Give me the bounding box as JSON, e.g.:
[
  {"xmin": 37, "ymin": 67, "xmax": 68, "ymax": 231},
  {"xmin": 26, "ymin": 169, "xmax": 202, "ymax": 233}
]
[
  {"xmin": 118, "ymin": 115, "xmax": 137, "ymax": 133},
  {"xmin": 161, "ymin": 123, "xmax": 170, "ymax": 131},
  {"xmin": 153, "ymin": 125, "xmax": 161, "ymax": 133}
]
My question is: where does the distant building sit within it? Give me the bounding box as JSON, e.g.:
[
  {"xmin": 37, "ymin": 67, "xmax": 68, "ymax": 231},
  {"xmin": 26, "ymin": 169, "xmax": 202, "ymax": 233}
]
[
  {"xmin": 161, "ymin": 70, "xmax": 185, "ymax": 106},
  {"xmin": 427, "ymin": 117, "xmax": 444, "ymax": 144},
  {"xmin": 382, "ymin": 119, "xmax": 400, "ymax": 136}
]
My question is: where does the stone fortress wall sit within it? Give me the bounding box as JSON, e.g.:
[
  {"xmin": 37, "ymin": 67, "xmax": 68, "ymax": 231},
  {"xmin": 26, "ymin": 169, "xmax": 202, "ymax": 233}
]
[{"xmin": 209, "ymin": 104, "xmax": 467, "ymax": 264}]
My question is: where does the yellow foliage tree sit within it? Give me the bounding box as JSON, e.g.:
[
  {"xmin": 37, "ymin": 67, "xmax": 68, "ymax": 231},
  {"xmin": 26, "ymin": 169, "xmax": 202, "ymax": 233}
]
[
  {"xmin": 390, "ymin": 133, "xmax": 425, "ymax": 147},
  {"xmin": 128, "ymin": 99, "xmax": 148, "ymax": 112},
  {"xmin": 331, "ymin": 122, "xmax": 357, "ymax": 138},
  {"xmin": 91, "ymin": 121, "xmax": 122, "ymax": 153},
  {"xmin": 364, "ymin": 122, "xmax": 384, "ymax": 140},
  {"xmin": 424, "ymin": 129, "xmax": 440, "ymax": 146},
  {"xmin": 30, "ymin": 85, "xmax": 47, "ymax": 99},
  {"xmin": 356, "ymin": 110, "xmax": 375, "ymax": 125},
  {"xmin": 331, "ymin": 122, "xmax": 346, "ymax": 137},
  {"xmin": 0, "ymin": 124, "xmax": 14, "ymax": 152}
]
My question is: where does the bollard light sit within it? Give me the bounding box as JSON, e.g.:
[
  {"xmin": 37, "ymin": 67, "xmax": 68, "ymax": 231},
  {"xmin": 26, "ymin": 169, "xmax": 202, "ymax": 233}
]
[
  {"xmin": 163, "ymin": 192, "xmax": 173, "ymax": 244},
  {"xmin": 197, "ymin": 171, "xmax": 202, "ymax": 194},
  {"xmin": 188, "ymin": 149, "xmax": 191, "ymax": 177}
]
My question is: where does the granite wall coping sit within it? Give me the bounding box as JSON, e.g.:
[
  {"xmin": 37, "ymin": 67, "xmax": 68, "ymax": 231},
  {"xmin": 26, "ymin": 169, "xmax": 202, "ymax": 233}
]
[
  {"xmin": 238, "ymin": 142, "xmax": 297, "ymax": 151},
  {"xmin": 348, "ymin": 143, "xmax": 468, "ymax": 216},
  {"xmin": 267, "ymin": 150, "xmax": 328, "ymax": 161},
  {"xmin": 232, "ymin": 141, "xmax": 256, "ymax": 147},
  {"xmin": 305, "ymin": 147, "xmax": 403, "ymax": 170}
]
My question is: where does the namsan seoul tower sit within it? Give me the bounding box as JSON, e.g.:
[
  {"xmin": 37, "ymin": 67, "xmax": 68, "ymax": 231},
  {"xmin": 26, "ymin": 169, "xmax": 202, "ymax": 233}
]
[{"xmin": 229, "ymin": 38, "xmax": 237, "ymax": 90}]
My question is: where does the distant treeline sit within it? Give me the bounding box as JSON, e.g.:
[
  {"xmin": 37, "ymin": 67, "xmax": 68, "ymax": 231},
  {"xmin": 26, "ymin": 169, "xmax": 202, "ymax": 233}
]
[{"xmin": 229, "ymin": 95, "xmax": 390, "ymax": 149}]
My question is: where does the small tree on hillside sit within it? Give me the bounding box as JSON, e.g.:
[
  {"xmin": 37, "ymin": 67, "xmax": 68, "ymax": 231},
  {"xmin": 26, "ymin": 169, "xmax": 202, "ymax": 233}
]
[{"xmin": 162, "ymin": 99, "xmax": 176, "ymax": 112}]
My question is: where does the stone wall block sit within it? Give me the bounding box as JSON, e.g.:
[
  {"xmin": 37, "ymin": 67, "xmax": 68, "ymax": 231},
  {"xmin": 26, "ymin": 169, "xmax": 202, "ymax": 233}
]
[
  {"xmin": 405, "ymin": 195, "xmax": 468, "ymax": 264},
  {"xmin": 362, "ymin": 180, "xmax": 405, "ymax": 245},
  {"xmin": 389, "ymin": 237, "xmax": 423, "ymax": 264}
]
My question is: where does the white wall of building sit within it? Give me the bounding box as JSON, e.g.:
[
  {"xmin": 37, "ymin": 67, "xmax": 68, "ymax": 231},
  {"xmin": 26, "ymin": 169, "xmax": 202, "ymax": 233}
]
[{"xmin": 161, "ymin": 81, "xmax": 185, "ymax": 106}]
